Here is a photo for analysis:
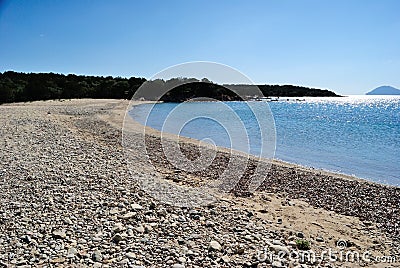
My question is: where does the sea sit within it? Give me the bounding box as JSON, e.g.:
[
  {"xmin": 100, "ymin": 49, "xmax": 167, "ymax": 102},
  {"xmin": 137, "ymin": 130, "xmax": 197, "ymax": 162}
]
[{"xmin": 129, "ymin": 96, "xmax": 400, "ymax": 187}]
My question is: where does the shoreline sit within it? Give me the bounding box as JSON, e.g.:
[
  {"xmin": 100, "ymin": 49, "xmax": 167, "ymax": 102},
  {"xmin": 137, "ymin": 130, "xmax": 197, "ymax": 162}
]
[
  {"xmin": 124, "ymin": 101, "xmax": 399, "ymax": 236},
  {"xmin": 128, "ymin": 101, "xmax": 397, "ymax": 190},
  {"xmin": 124, "ymin": 101, "xmax": 400, "ymax": 254},
  {"xmin": 1, "ymin": 99, "xmax": 398, "ymax": 267}
]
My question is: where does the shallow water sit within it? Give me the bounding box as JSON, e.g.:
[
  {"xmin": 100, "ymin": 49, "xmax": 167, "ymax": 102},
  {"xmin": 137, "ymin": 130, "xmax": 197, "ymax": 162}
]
[{"xmin": 129, "ymin": 96, "xmax": 400, "ymax": 186}]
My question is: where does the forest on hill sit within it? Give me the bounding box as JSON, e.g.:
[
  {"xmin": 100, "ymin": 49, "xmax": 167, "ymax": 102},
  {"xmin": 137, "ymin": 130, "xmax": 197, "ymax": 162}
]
[{"xmin": 0, "ymin": 71, "xmax": 339, "ymax": 104}]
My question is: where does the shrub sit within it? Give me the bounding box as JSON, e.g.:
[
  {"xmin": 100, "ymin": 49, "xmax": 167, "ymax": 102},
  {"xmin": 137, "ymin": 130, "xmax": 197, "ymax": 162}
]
[{"xmin": 296, "ymin": 239, "xmax": 311, "ymax": 250}]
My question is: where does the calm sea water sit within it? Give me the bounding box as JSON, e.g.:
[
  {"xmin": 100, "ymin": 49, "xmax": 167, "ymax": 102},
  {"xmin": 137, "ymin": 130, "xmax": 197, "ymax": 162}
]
[{"xmin": 129, "ymin": 96, "xmax": 400, "ymax": 186}]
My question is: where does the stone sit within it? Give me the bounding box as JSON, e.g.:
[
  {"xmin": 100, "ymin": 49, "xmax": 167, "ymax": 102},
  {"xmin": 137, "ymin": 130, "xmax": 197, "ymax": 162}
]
[
  {"xmin": 67, "ymin": 247, "xmax": 78, "ymax": 258},
  {"xmin": 172, "ymin": 264, "xmax": 185, "ymax": 268},
  {"xmin": 269, "ymin": 245, "xmax": 290, "ymax": 255},
  {"xmin": 364, "ymin": 221, "xmax": 373, "ymax": 226},
  {"xmin": 209, "ymin": 240, "xmax": 222, "ymax": 251},
  {"xmin": 20, "ymin": 235, "xmax": 31, "ymax": 244},
  {"xmin": 272, "ymin": 239, "xmax": 284, "ymax": 246},
  {"xmin": 131, "ymin": 203, "xmax": 143, "ymax": 210},
  {"xmin": 189, "ymin": 209, "xmax": 199, "ymax": 214},
  {"xmin": 144, "ymin": 224, "xmax": 153, "ymax": 232},
  {"xmin": 93, "ymin": 262, "xmax": 102, "ymax": 268},
  {"xmin": 52, "ymin": 230, "xmax": 66, "ymax": 239},
  {"xmin": 121, "ymin": 212, "xmax": 136, "ymax": 219},
  {"xmin": 78, "ymin": 238, "xmax": 87, "ymax": 244},
  {"xmin": 119, "ymin": 259, "xmax": 129, "ymax": 265},
  {"xmin": 111, "ymin": 234, "xmax": 123, "ymax": 243},
  {"xmin": 50, "ymin": 257, "xmax": 65, "ymax": 263},
  {"xmin": 126, "ymin": 252, "xmax": 136, "ymax": 259},
  {"xmin": 157, "ymin": 208, "xmax": 167, "ymax": 217},
  {"xmin": 316, "ymin": 237, "xmax": 324, "ymax": 242},
  {"xmin": 244, "ymin": 235, "xmax": 253, "ymax": 241},
  {"xmin": 113, "ymin": 222, "xmax": 126, "ymax": 233},
  {"xmin": 186, "ymin": 250, "xmax": 195, "ymax": 256},
  {"xmin": 109, "ymin": 208, "xmax": 119, "ymax": 215},
  {"xmin": 127, "ymin": 229, "xmax": 134, "ymax": 236},
  {"xmin": 92, "ymin": 250, "xmax": 102, "ymax": 262},
  {"xmin": 234, "ymin": 244, "xmax": 245, "ymax": 255},
  {"xmin": 205, "ymin": 220, "xmax": 214, "ymax": 227},
  {"xmin": 149, "ymin": 201, "xmax": 156, "ymax": 210},
  {"xmin": 221, "ymin": 255, "xmax": 230, "ymax": 263},
  {"xmin": 135, "ymin": 225, "xmax": 145, "ymax": 233},
  {"xmin": 272, "ymin": 260, "xmax": 283, "ymax": 268}
]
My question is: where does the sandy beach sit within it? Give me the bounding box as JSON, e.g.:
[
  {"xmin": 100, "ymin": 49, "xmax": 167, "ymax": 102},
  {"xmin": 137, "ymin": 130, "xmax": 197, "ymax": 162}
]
[{"xmin": 0, "ymin": 99, "xmax": 398, "ymax": 267}]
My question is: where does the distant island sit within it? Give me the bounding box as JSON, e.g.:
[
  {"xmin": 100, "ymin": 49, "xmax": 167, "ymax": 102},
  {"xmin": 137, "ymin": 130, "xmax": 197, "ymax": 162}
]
[
  {"xmin": 0, "ymin": 71, "xmax": 339, "ymax": 104},
  {"xmin": 156, "ymin": 83, "xmax": 339, "ymax": 102},
  {"xmin": 366, "ymin": 86, "xmax": 400, "ymax": 95}
]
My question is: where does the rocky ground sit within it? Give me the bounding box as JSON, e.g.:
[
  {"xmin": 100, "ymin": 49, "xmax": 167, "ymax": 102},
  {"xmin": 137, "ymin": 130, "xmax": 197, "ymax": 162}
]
[{"xmin": 0, "ymin": 99, "xmax": 398, "ymax": 267}]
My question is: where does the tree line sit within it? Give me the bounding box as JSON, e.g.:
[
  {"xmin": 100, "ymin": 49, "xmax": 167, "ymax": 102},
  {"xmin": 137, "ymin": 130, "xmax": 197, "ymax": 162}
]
[
  {"xmin": 0, "ymin": 71, "xmax": 338, "ymax": 104},
  {"xmin": 0, "ymin": 71, "xmax": 146, "ymax": 103}
]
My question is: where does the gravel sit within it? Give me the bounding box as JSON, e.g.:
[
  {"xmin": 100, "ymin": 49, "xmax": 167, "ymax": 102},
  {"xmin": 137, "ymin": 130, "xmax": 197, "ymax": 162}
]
[{"xmin": 0, "ymin": 99, "xmax": 398, "ymax": 267}]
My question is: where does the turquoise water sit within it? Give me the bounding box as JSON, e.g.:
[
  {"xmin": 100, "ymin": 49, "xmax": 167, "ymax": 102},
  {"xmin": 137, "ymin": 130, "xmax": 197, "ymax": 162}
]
[{"xmin": 129, "ymin": 96, "xmax": 400, "ymax": 186}]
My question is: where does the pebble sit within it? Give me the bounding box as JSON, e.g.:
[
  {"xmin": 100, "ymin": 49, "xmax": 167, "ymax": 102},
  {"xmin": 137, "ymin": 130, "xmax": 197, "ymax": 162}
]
[
  {"xmin": 126, "ymin": 252, "xmax": 136, "ymax": 259},
  {"xmin": 205, "ymin": 220, "xmax": 214, "ymax": 227},
  {"xmin": 52, "ymin": 230, "xmax": 66, "ymax": 239},
  {"xmin": 1, "ymin": 100, "xmax": 397, "ymax": 268},
  {"xmin": 269, "ymin": 245, "xmax": 290, "ymax": 255},
  {"xmin": 50, "ymin": 257, "xmax": 65, "ymax": 264},
  {"xmin": 131, "ymin": 203, "xmax": 143, "ymax": 210},
  {"xmin": 111, "ymin": 234, "xmax": 123, "ymax": 243},
  {"xmin": 272, "ymin": 260, "xmax": 283, "ymax": 268},
  {"xmin": 67, "ymin": 247, "xmax": 78, "ymax": 258},
  {"xmin": 272, "ymin": 239, "xmax": 284, "ymax": 246},
  {"xmin": 135, "ymin": 225, "xmax": 145, "ymax": 233},
  {"xmin": 221, "ymin": 255, "xmax": 230, "ymax": 263},
  {"xmin": 121, "ymin": 212, "xmax": 136, "ymax": 219},
  {"xmin": 297, "ymin": 232, "xmax": 305, "ymax": 238},
  {"xmin": 209, "ymin": 240, "xmax": 222, "ymax": 251},
  {"xmin": 113, "ymin": 222, "xmax": 126, "ymax": 233},
  {"xmin": 92, "ymin": 250, "xmax": 102, "ymax": 262},
  {"xmin": 93, "ymin": 262, "xmax": 102, "ymax": 268},
  {"xmin": 20, "ymin": 235, "xmax": 31, "ymax": 244},
  {"xmin": 110, "ymin": 208, "xmax": 119, "ymax": 215}
]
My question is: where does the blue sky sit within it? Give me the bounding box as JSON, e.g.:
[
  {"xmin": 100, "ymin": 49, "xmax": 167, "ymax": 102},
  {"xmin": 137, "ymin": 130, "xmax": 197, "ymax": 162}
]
[{"xmin": 0, "ymin": 0, "xmax": 399, "ymax": 95}]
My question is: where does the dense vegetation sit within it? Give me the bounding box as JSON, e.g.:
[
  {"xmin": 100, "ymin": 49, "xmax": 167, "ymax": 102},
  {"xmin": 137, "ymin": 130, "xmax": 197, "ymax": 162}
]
[
  {"xmin": 0, "ymin": 71, "xmax": 146, "ymax": 103},
  {"xmin": 257, "ymin": 84, "xmax": 338, "ymax": 97},
  {"xmin": 0, "ymin": 71, "xmax": 339, "ymax": 104}
]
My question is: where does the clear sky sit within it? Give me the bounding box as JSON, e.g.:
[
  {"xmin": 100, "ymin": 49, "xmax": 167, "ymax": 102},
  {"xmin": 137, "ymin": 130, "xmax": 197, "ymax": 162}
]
[{"xmin": 0, "ymin": 0, "xmax": 399, "ymax": 95}]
